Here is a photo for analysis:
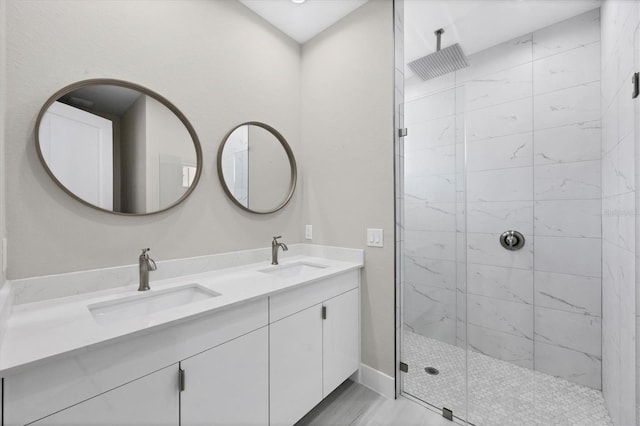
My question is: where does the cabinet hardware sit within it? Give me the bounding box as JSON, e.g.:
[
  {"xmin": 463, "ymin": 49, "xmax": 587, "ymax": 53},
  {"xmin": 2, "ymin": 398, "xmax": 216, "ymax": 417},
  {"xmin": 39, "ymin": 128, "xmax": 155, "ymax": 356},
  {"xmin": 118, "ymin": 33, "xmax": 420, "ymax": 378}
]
[
  {"xmin": 398, "ymin": 128, "xmax": 408, "ymax": 138},
  {"xmin": 179, "ymin": 367, "xmax": 185, "ymax": 392},
  {"xmin": 322, "ymin": 306, "xmax": 327, "ymax": 320},
  {"xmin": 442, "ymin": 407, "xmax": 453, "ymax": 421},
  {"xmin": 633, "ymin": 72, "xmax": 639, "ymax": 99}
]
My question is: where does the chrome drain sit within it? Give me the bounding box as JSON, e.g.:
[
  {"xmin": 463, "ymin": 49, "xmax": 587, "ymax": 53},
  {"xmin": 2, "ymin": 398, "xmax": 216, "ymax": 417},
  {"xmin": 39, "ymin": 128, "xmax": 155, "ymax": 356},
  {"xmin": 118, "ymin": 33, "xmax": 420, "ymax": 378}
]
[{"xmin": 425, "ymin": 367, "xmax": 439, "ymax": 375}]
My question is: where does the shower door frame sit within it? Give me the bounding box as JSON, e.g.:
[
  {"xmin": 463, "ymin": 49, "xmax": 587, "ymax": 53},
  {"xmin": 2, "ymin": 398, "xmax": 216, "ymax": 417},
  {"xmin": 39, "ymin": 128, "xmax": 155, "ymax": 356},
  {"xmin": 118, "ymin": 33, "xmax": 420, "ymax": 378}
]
[{"xmin": 393, "ymin": 1, "xmax": 468, "ymax": 422}]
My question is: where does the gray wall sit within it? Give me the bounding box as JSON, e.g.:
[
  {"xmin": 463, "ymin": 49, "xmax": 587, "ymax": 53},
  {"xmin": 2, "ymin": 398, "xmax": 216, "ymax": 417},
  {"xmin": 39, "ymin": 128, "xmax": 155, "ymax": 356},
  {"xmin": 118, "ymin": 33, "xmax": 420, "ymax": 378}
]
[
  {"xmin": 4, "ymin": 0, "xmax": 396, "ymax": 381},
  {"xmin": 0, "ymin": 0, "xmax": 7, "ymax": 346},
  {"xmin": 145, "ymin": 95, "xmax": 196, "ymax": 212},
  {"xmin": 0, "ymin": 0, "xmax": 6, "ymax": 286},
  {"xmin": 120, "ymin": 94, "xmax": 146, "ymax": 214},
  {"xmin": 248, "ymin": 125, "xmax": 291, "ymax": 212},
  {"xmin": 5, "ymin": 0, "xmax": 303, "ymax": 278},
  {"xmin": 601, "ymin": 1, "xmax": 638, "ymax": 425},
  {"xmin": 301, "ymin": 0, "xmax": 396, "ymax": 377}
]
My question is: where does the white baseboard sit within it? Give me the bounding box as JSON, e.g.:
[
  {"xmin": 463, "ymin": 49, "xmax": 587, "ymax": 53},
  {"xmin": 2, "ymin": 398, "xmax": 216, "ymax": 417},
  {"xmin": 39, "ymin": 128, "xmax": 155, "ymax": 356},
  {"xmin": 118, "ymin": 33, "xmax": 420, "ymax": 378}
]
[{"xmin": 355, "ymin": 363, "xmax": 395, "ymax": 399}]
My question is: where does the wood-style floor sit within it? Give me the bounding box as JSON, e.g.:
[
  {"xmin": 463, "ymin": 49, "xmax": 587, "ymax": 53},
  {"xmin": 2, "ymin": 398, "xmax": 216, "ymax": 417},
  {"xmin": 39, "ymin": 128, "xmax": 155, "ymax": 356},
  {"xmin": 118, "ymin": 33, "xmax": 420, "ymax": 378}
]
[{"xmin": 296, "ymin": 380, "xmax": 456, "ymax": 426}]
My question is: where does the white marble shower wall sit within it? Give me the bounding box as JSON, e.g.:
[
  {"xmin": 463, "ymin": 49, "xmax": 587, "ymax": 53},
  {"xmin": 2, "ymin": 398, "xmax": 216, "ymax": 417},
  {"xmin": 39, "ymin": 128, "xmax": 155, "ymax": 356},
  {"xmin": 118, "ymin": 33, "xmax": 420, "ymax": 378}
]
[
  {"xmin": 403, "ymin": 85, "xmax": 459, "ymax": 345},
  {"xmin": 404, "ymin": 9, "xmax": 603, "ymax": 389},
  {"xmin": 600, "ymin": 1, "xmax": 639, "ymax": 425}
]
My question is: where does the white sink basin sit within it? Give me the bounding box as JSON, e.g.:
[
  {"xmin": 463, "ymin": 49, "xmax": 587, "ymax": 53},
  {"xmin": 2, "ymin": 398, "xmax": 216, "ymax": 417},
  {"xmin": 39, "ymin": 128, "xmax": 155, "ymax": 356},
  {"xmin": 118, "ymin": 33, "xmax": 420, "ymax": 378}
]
[
  {"xmin": 258, "ymin": 261, "xmax": 328, "ymax": 279},
  {"xmin": 89, "ymin": 284, "xmax": 220, "ymax": 325}
]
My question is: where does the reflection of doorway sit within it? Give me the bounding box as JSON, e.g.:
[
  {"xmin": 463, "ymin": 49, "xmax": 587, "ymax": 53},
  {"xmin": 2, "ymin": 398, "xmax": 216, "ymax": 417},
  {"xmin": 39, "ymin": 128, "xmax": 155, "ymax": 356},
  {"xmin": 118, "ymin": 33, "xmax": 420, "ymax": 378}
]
[{"xmin": 39, "ymin": 101, "xmax": 113, "ymax": 209}]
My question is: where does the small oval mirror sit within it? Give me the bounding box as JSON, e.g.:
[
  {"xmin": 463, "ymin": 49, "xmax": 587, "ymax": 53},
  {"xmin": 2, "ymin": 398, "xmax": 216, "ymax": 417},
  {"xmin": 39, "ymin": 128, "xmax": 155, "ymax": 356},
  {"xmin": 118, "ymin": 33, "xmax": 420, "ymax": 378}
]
[
  {"xmin": 35, "ymin": 79, "xmax": 203, "ymax": 215},
  {"xmin": 217, "ymin": 122, "xmax": 297, "ymax": 214}
]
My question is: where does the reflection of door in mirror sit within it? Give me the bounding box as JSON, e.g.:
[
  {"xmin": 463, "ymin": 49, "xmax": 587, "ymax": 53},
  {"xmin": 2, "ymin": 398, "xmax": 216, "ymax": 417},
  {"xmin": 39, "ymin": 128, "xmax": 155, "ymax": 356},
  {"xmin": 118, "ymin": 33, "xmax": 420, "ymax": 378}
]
[
  {"xmin": 39, "ymin": 101, "xmax": 114, "ymax": 209},
  {"xmin": 221, "ymin": 126, "xmax": 249, "ymax": 207}
]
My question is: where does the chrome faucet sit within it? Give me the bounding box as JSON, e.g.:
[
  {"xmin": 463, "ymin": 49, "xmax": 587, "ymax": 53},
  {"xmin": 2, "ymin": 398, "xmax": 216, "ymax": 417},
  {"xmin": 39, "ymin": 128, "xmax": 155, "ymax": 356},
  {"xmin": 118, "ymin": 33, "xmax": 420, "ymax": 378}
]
[
  {"xmin": 271, "ymin": 236, "xmax": 288, "ymax": 265},
  {"xmin": 138, "ymin": 248, "xmax": 157, "ymax": 291}
]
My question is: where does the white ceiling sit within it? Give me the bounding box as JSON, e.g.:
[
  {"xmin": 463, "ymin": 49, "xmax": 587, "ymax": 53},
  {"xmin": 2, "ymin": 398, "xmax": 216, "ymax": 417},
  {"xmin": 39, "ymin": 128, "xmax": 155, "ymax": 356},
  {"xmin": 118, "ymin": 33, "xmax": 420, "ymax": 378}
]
[
  {"xmin": 239, "ymin": 0, "xmax": 368, "ymax": 44},
  {"xmin": 239, "ymin": 0, "xmax": 601, "ymax": 71},
  {"xmin": 61, "ymin": 85, "xmax": 141, "ymax": 116},
  {"xmin": 405, "ymin": 0, "xmax": 601, "ymax": 75}
]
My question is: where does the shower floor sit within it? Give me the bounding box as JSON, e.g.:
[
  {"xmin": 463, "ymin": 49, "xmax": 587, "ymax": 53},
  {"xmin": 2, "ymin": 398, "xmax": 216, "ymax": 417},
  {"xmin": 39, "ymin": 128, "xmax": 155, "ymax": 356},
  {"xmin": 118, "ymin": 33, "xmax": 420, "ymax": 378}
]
[{"xmin": 402, "ymin": 330, "xmax": 612, "ymax": 426}]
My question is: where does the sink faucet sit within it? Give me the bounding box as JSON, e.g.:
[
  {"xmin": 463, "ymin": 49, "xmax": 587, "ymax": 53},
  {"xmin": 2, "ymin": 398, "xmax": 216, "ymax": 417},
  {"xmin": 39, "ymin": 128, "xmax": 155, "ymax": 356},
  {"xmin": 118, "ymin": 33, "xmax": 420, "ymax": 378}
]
[
  {"xmin": 138, "ymin": 248, "xmax": 157, "ymax": 291},
  {"xmin": 271, "ymin": 236, "xmax": 288, "ymax": 265}
]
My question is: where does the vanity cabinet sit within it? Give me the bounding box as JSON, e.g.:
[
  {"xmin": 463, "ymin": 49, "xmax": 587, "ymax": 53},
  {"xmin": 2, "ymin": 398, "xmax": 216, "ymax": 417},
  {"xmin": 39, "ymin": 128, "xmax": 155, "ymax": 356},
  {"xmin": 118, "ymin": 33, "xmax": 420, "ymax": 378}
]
[
  {"xmin": 180, "ymin": 326, "xmax": 269, "ymax": 426},
  {"xmin": 269, "ymin": 271, "xmax": 360, "ymax": 426},
  {"xmin": 27, "ymin": 327, "xmax": 270, "ymax": 426},
  {"xmin": 30, "ymin": 364, "xmax": 179, "ymax": 425},
  {"xmin": 3, "ymin": 298, "xmax": 268, "ymax": 426},
  {"xmin": 2, "ymin": 268, "xmax": 360, "ymax": 426}
]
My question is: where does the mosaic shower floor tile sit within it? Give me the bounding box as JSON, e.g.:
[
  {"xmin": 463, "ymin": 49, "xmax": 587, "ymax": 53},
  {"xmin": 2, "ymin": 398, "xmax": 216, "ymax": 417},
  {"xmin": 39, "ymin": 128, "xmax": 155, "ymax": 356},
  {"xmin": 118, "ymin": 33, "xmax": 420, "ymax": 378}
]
[{"xmin": 402, "ymin": 330, "xmax": 612, "ymax": 426}]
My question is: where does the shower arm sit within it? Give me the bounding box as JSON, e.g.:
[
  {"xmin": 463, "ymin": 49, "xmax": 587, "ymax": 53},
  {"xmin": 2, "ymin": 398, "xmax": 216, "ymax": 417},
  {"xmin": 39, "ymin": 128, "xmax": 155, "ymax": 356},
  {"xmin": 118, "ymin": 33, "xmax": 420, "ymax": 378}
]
[{"xmin": 435, "ymin": 28, "xmax": 444, "ymax": 52}]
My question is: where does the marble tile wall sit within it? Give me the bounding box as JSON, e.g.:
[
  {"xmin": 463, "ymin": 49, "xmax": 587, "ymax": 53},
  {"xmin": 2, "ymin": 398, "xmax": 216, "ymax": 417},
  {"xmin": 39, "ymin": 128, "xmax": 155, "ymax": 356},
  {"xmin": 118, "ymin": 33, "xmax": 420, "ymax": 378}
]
[
  {"xmin": 403, "ymin": 9, "xmax": 603, "ymax": 389},
  {"xmin": 403, "ymin": 85, "xmax": 458, "ymax": 345},
  {"xmin": 600, "ymin": 1, "xmax": 639, "ymax": 425}
]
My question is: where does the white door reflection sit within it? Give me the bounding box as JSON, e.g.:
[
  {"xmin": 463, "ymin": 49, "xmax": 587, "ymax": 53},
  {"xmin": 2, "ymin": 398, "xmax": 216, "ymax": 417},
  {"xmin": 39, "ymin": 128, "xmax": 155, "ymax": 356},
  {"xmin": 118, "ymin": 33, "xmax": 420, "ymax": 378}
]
[{"xmin": 39, "ymin": 101, "xmax": 114, "ymax": 210}]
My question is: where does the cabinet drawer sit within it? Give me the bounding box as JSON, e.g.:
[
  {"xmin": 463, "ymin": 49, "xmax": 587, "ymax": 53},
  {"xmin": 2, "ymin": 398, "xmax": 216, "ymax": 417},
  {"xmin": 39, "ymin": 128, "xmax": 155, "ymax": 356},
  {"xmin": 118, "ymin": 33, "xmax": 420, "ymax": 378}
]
[{"xmin": 269, "ymin": 270, "xmax": 358, "ymax": 323}]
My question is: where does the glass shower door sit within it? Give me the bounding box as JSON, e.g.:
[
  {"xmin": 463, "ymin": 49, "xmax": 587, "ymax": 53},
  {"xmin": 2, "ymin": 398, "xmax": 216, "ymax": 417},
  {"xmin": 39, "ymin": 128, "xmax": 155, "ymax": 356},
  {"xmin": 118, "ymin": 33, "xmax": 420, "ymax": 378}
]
[{"xmin": 400, "ymin": 84, "xmax": 468, "ymax": 423}]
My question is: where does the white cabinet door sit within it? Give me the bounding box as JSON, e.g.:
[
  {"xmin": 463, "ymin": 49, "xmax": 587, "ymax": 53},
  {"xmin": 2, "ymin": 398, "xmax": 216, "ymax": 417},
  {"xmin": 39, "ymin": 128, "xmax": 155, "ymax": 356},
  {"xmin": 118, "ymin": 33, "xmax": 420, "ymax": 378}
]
[
  {"xmin": 323, "ymin": 288, "xmax": 360, "ymax": 396},
  {"xmin": 30, "ymin": 364, "xmax": 178, "ymax": 426},
  {"xmin": 180, "ymin": 327, "xmax": 268, "ymax": 426},
  {"xmin": 270, "ymin": 304, "xmax": 323, "ymax": 426}
]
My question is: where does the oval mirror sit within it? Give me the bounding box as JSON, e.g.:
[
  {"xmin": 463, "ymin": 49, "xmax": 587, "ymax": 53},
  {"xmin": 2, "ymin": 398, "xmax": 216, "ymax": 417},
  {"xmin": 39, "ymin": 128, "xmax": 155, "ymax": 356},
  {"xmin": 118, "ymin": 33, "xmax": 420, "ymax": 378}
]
[
  {"xmin": 217, "ymin": 122, "xmax": 297, "ymax": 214},
  {"xmin": 35, "ymin": 79, "xmax": 202, "ymax": 215}
]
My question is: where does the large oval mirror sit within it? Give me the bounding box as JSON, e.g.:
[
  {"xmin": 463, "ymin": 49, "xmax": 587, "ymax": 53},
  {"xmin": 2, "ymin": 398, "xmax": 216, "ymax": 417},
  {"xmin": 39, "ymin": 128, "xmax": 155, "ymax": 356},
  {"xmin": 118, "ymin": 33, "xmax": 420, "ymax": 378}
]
[
  {"xmin": 35, "ymin": 79, "xmax": 202, "ymax": 215},
  {"xmin": 217, "ymin": 122, "xmax": 297, "ymax": 214}
]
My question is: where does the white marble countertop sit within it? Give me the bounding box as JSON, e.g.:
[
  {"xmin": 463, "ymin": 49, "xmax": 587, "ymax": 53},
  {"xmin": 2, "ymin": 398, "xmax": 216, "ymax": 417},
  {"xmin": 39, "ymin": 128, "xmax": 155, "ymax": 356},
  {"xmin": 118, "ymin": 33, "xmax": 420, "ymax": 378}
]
[{"xmin": 0, "ymin": 254, "xmax": 362, "ymax": 376}]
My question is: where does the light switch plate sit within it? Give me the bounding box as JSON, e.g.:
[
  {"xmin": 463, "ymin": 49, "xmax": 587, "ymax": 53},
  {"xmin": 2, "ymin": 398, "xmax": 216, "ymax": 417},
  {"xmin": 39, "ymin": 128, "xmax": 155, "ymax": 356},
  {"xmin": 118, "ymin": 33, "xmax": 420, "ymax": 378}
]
[
  {"xmin": 305, "ymin": 224, "xmax": 313, "ymax": 240},
  {"xmin": 366, "ymin": 228, "xmax": 383, "ymax": 247}
]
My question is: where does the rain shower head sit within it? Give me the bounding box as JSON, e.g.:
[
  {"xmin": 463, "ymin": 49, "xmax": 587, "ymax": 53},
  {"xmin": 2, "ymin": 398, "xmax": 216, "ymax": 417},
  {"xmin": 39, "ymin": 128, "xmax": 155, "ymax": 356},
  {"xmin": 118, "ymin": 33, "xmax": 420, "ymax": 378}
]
[{"xmin": 408, "ymin": 28, "xmax": 469, "ymax": 81}]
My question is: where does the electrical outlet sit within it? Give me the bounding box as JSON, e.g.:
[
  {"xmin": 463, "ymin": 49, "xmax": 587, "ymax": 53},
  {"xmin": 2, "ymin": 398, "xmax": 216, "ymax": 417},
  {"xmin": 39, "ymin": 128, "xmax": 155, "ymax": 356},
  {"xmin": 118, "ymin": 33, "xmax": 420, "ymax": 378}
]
[
  {"xmin": 366, "ymin": 228, "xmax": 383, "ymax": 247},
  {"xmin": 305, "ymin": 224, "xmax": 313, "ymax": 240}
]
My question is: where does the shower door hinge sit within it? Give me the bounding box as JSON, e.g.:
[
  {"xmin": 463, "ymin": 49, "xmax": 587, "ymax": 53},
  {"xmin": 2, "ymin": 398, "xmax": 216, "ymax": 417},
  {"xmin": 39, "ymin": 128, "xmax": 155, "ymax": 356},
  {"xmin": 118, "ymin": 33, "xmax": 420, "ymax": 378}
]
[
  {"xmin": 442, "ymin": 407, "xmax": 453, "ymax": 421},
  {"xmin": 178, "ymin": 367, "xmax": 185, "ymax": 392},
  {"xmin": 398, "ymin": 128, "xmax": 408, "ymax": 138},
  {"xmin": 399, "ymin": 362, "xmax": 408, "ymax": 372},
  {"xmin": 322, "ymin": 306, "xmax": 327, "ymax": 320},
  {"xmin": 633, "ymin": 72, "xmax": 639, "ymax": 99}
]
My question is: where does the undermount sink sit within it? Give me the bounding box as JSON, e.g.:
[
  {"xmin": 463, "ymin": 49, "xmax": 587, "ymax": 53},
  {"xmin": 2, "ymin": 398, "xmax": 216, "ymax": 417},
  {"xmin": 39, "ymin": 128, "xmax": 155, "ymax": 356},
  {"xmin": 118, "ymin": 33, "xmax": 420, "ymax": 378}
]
[
  {"xmin": 258, "ymin": 261, "xmax": 328, "ymax": 279},
  {"xmin": 89, "ymin": 284, "xmax": 220, "ymax": 325}
]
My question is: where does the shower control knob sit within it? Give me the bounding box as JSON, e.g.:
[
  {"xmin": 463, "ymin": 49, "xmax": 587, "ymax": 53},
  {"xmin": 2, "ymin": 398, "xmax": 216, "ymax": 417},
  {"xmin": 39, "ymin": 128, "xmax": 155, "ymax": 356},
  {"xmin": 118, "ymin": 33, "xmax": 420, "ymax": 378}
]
[{"xmin": 500, "ymin": 230, "xmax": 525, "ymax": 251}]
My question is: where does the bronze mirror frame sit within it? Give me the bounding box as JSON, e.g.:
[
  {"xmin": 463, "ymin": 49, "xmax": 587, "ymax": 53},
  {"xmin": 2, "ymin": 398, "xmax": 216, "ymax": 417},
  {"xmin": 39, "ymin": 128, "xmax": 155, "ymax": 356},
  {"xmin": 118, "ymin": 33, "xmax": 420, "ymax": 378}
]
[
  {"xmin": 34, "ymin": 78, "xmax": 203, "ymax": 216},
  {"xmin": 217, "ymin": 121, "xmax": 297, "ymax": 214}
]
